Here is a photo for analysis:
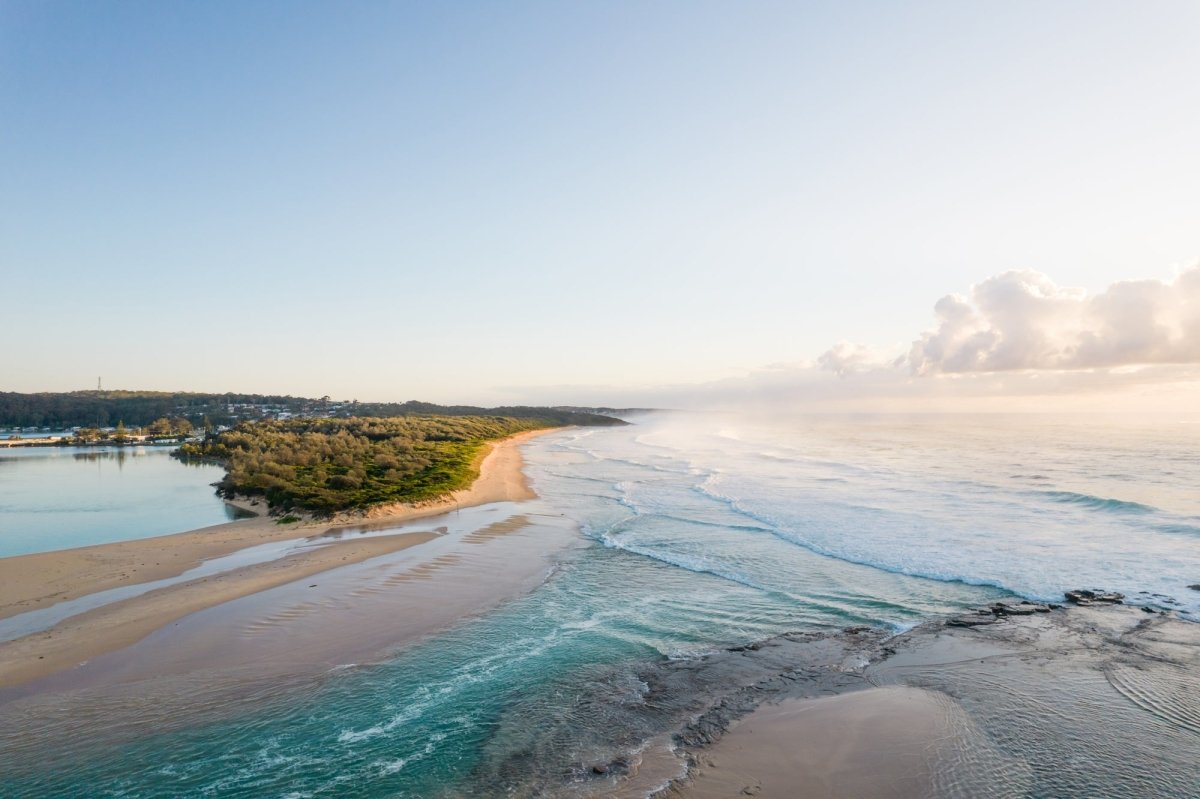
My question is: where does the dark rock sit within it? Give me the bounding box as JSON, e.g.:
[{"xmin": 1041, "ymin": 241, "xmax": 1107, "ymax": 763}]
[
  {"xmin": 989, "ymin": 601, "xmax": 1050, "ymax": 616},
  {"xmin": 728, "ymin": 642, "xmax": 763, "ymax": 652},
  {"xmin": 948, "ymin": 615, "xmax": 997, "ymax": 627},
  {"xmin": 1188, "ymin": 584, "xmax": 1200, "ymax": 591},
  {"xmin": 591, "ymin": 764, "xmax": 608, "ymax": 775},
  {"xmin": 1142, "ymin": 606, "xmax": 1157, "ymax": 613},
  {"xmin": 1065, "ymin": 589, "xmax": 1124, "ymax": 605}
]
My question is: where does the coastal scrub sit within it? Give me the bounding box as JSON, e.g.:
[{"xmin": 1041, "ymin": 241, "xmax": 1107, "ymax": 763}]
[{"xmin": 177, "ymin": 415, "xmax": 551, "ymax": 515}]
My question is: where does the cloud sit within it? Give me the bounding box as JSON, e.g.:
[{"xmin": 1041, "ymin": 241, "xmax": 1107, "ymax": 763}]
[
  {"xmin": 507, "ymin": 262, "xmax": 1200, "ymax": 413},
  {"xmin": 817, "ymin": 341, "xmax": 899, "ymax": 376},
  {"xmin": 907, "ymin": 266, "xmax": 1200, "ymax": 374},
  {"xmin": 714, "ymin": 262, "xmax": 1200, "ymax": 411},
  {"xmin": 548, "ymin": 357, "xmax": 1200, "ymax": 414}
]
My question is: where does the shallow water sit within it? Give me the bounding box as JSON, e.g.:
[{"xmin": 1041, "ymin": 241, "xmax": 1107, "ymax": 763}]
[
  {"xmin": 2, "ymin": 413, "xmax": 1198, "ymax": 797},
  {"xmin": 0, "ymin": 536, "xmax": 310, "ymax": 642},
  {"xmin": 0, "ymin": 446, "xmax": 233, "ymax": 556},
  {"xmin": 866, "ymin": 607, "xmax": 1200, "ymax": 799}
]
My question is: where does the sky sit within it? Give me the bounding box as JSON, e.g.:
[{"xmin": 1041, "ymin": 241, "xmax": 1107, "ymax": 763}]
[{"xmin": 2, "ymin": 1, "xmax": 1199, "ymax": 411}]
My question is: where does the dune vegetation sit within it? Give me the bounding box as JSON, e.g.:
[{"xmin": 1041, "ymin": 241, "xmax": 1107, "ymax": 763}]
[{"xmin": 177, "ymin": 415, "xmax": 552, "ymax": 515}]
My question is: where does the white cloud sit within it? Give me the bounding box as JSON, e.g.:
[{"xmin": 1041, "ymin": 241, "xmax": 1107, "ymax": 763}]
[
  {"xmin": 817, "ymin": 341, "xmax": 898, "ymax": 376},
  {"xmin": 508, "ymin": 262, "xmax": 1200, "ymax": 412},
  {"xmin": 907, "ymin": 265, "xmax": 1200, "ymax": 374}
]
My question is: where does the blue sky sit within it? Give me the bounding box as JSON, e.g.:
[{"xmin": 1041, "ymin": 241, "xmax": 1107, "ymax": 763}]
[{"xmin": 3, "ymin": 2, "xmax": 1199, "ymax": 408}]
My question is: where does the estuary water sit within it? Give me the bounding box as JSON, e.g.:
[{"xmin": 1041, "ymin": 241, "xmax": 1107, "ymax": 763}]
[
  {"xmin": 3, "ymin": 413, "xmax": 1199, "ymax": 797},
  {"xmin": 0, "ymin": 446, "xmax": 235, "ymax": 556}
]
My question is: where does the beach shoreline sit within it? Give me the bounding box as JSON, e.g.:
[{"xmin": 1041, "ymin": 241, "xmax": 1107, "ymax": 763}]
[{"xmin": 0, "ymin": 427, "xmax": 560, "ymax": 689}]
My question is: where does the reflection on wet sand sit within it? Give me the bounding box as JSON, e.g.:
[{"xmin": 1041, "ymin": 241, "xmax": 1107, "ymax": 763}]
[
  {"xmin": 0, "ymin": 501, "xmax": 582, "ymax": 761},
  {"xmin": 464, "ymin": 515, "xmax": 533, "ymax": 544}
]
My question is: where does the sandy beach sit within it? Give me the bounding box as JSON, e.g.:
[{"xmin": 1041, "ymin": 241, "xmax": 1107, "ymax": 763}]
[
  {"xmin": 669, "ymin": 687, "xmax": 956, "ymax": 799},
  {"xmin": 0, "ymin": 428, "xmax": 558, "ymax": 689}
]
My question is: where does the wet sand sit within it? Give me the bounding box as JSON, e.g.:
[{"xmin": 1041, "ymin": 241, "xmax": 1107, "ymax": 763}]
[
  {"xmin": 22, "ymin": 507, "xmax": 580, "ymax": 695},
  {"xmin": 673, "ymin": 687, "xmax": 957, "ymax": 799},
  {"xmin": 663, "ymin": 605, "xmax": 1200, "ymax": 799},
  {"xmin": 0, "ymin": 503, "xmax": 584, "ymax": 763},
  {"xmin": 0, "ymin": 428, "xmax": 558, "ymax": 689}
]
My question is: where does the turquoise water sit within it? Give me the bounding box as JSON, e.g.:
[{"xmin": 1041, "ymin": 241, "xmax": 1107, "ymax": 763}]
[
  {"xmin": 0, "ymin": 446, "xmax": 235, "ymax": 556},
  {"xmin": 4, "ymin": 521, "xmax": 996, "ymax": 798},
  {"xmin": 3, "ymin": 414, "xmax": 1199, "ymax": 796}
]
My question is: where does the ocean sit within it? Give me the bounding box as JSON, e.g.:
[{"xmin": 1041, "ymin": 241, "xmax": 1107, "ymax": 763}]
[{"xmin": 3, "ymin": 412, "xmax": 1198, "ymax": 796}]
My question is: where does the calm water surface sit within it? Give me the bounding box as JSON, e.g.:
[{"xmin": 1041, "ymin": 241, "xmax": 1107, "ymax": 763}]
[{"xmin": 0, "ymin": 446, "xmax": 235, "ymax": 557}]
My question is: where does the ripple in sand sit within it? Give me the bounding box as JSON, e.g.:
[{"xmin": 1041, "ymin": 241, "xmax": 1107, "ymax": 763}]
[{"xmin": 1106, "ymin": 662, "xmax": 1200, "ymax": 736}]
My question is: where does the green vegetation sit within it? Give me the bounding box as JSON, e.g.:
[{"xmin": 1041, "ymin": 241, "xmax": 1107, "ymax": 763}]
[
  {"xmin": 0, "ymin": 391, "xmax": 316, "ymax": 429},
  {"xmin": 70, "ymin": 417, "xmax": 193, "ymax": 445},
  {"xmin": 176, "ymin": 416, "xmax": 554, "ymax": 515},
  {"xmin": 145, "ymin": 417, "xmax": 194, "ymax": 436},
  {"xmin": 0, "ymin": 391, "xmax": 627, "ymax": 429},
  {"xmin": 351, "ymin": 401, "xmax": 628, "ymax": 427},
  {"xmin": 72, "ymin": 427, "xmax": 103, "ymax": 444}
]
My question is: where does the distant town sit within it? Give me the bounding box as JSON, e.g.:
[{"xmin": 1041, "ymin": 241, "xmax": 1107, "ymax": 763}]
[{"xmin": 0, "ymin": 394, "xmax": 354, "ymax": 447}]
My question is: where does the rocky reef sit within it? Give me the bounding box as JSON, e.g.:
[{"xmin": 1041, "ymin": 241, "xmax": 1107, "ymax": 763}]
[{"xmin": 461, "ymin": 592, "xmax": 1199, "ymax": 797}]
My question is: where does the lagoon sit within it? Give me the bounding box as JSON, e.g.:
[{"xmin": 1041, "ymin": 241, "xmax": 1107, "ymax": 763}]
[{"xmin": 0, "ymin": 446, "xmax": 235, "ymax": 557}]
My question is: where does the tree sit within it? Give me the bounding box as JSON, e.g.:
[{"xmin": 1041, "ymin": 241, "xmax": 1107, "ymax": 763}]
[
  {"xmin": 114, "ymin": 421, "xmax": 128, "ymax": 443},
  {"xmin": 146, "ymin": 417, "xmax": 174, "ymax": 436}
]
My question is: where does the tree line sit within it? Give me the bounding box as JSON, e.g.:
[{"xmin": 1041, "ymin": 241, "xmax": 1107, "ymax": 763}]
[
  {"xmin": 0, "ymin": 391, "xmax": 314, "ymax": 429},
  {"xmin": 350, "ymin": 401, "xmax": 628, "ymax": 427},
  {"xmin": 0, "ymin": 392, "xmax": 627, "ymax": 429}
]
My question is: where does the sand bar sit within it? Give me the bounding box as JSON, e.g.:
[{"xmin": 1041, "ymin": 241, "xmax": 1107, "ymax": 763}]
[
  {"xmin": 0, "ymin": 428, "xmax": 558, "ymax": 689},
  {"xmin": 670, "ymin": 686, "xmax": 956, "ymax": 799},
  {"xmin": 0, "ymin": 504, "xmax": 583, "ymax": 762}
]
